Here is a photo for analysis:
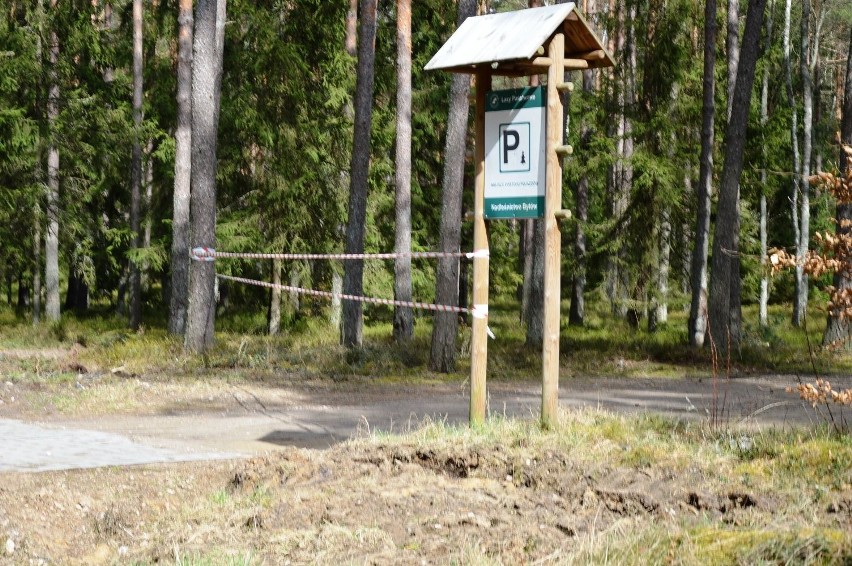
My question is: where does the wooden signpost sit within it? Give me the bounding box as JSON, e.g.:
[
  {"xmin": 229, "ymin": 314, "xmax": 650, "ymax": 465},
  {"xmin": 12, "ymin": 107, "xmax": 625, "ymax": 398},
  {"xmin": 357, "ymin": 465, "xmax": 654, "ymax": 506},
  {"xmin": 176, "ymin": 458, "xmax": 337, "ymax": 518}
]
[{"xmin": 426, "ymin": 4, "xmax": 614, "ymax": 428}]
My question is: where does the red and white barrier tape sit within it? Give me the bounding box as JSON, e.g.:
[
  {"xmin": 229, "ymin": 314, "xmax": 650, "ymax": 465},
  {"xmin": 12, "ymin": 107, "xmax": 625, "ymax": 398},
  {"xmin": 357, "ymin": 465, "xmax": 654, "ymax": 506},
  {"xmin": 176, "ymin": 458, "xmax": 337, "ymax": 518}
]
[
  {"xmin": 191, "ymin": 247, "xmax": 489, "ymax": 262},
  {"xmin": 216, "ymin": 273, "xmax": 481, "ymax": 316}
]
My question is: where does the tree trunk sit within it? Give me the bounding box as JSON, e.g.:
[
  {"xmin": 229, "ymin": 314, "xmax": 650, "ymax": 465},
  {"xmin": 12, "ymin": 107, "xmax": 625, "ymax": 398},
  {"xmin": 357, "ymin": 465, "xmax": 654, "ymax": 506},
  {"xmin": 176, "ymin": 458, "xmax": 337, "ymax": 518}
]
[
  {"xmin": 45, "ymin": 0, "xmax": 60, "ymax": 323},
  {"xmin": 793, "ymin": 0, "xmax": 813, "ymax": 326},
  {"xmin": 759, "ymin": 0, "xmax": 775, "ymax": 327},
  {"xmin": 342, "ymin": 0, "xmax": 379, "ymax": 348},
  {"xmin": 726, "ymin": 0, "xmax": 743, "ymax": 343},
  {"xmin": 520, "ymin": 218, "xmax": 533, "ymax": 322},
  {"xmin": 129, "ymin": 0, "xmax": 143, "ymax": 331},
  {"xmin": 169, "ymin": 0, "xmax": 193, "ymax": 335},
  {"xmin": 823, "ymin": 25, "xmax": 852, "ymax": 347},
  {"xmin": 32, "ymin": 204, "xmax": 41, "ymax": 325},
  {"xmin": 569, "ymin": 17, "xmax": 595, "ymax": 326},
  {"xmin": 269, "ymin": 259, "xmax": 281, "ymax": 336},
  {"xmin": 519, "ymin": 0, "xmax": 542, "ymax": 325},
  {"xmin": 783, "ymin": 0, "xmax": 803, "ymax": 323},
  {"xmin": 526, "ymin": 219, "xmax": 545, "ymax": 347},
  {"xmin": 331, "ymin": 270, "xmax": 343, "ymax": 332},
  {"xmin": 185, "ymin": 0, "xmax": 227, "ymax": 353},
  {"xmin": 653, "ymin": 210, "xmax": 671, "ymax": 327},
  {"xmin": 429, "ymin": 0, "xmax": 477, "ymax": 372},
  {"xmin": 393, "ymin": 0, "xmax": 414, "ymax": 343},
  {"xmin": 726, "ymin": 0, "xmax": 739, "ymax": 120},
  {"xmin": 688, "ymin": 0, "xmax": 717, "ymax": 347},
  {"xmin": 345, "ymin": 0, "xmax": 358, "ymax": 57},
  {"xmin": 708, "ymin": 0, "xmax": 768, "ymax": 354}
]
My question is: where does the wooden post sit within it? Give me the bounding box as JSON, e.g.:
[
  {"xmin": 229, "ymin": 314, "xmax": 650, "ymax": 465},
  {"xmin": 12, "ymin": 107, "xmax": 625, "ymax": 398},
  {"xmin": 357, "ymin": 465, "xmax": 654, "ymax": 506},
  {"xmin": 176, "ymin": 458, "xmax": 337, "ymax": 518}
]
[
  {"xmin": 542, "ymin": 33, "xmax": 565, "ymax": 429},
  {"xmin": 470, "ymin": 70, "xmax": 491, "ymax": 426}
]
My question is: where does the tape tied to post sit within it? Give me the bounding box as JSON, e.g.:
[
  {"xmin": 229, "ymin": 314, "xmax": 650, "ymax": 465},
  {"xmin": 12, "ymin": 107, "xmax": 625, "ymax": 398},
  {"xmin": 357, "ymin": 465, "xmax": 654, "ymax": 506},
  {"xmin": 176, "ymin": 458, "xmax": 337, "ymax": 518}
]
[
  {"xmin": 472, "ymin": 304, "xmax": 488, "ymax": 319},
  {"xmin": 465, "ymin": 249, "xmax": 490, "ymax": 259},
  {"xmin": 190, "ymin": 247, "xmax": 216, "ymax": 262}
]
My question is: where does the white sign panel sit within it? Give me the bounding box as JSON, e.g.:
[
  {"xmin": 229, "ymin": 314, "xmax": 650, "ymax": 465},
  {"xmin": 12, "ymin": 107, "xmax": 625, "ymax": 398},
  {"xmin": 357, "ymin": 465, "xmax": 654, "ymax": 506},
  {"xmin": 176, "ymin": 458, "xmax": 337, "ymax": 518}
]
[{"xmin": 484, "ymin": 86, "xmax": 546, "ymax": 219}]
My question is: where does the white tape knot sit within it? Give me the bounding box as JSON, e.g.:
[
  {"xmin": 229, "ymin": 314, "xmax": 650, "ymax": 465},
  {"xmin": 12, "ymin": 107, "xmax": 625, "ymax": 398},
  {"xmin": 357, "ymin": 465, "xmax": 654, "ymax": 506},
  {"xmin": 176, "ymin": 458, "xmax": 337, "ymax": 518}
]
[
  {"xmin": 465, "ymin": 249, "xmax": 490, "ymax": 259},
  {"xmin": 191, "ymin": 247, "xmax": 216, "ymax": 262},
  {"xmin": 471, "ymin": 304, "xmax": 488, "ymax": 319}
]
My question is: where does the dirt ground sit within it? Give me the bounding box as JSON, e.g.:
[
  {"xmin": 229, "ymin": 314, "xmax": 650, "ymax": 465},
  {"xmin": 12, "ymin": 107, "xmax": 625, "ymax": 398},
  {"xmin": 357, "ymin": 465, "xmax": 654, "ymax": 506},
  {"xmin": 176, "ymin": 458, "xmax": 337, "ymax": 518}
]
[{"xmin": 0, "ymin": 348, "xmax": 850, "ymax": 564}]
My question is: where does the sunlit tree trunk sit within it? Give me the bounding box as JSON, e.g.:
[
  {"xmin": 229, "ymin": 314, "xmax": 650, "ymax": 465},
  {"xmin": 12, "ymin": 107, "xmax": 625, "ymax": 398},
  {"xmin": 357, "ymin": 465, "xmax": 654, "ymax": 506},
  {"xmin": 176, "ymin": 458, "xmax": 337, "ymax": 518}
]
[
  {"xmin": 708, "ymin": 0, "xmax": 768, "ymax": 354},
  {"xmin": 342, "ymin": 0, "xmax": 379, "ymax": 348},
  {"xmin": 688, "ymin": 0, "xmax": 716, "ymax": 347},
  {"xmin": 726, "ymin": 0, "xmax": 742, "ymax": 342},
  {"xmin": 793, "ymin": 0, "xmax": 814, "ymax": 326},
  {"xmin": 429, "ymin": 0, "xmax": 477, "ymax": 372},
  {"xmin": 185, "ymin": 0, "xmax": 227, "ymax": 352},
  {"xmin": 759, "ymin": 0, "xmax": 775, "ymax": 327},
  {"xmin": 169, "ymin": 0, "xmax": 194, "ymax": 335},
  {"xmin": 520, "ymin": 0, "xmax": 542, "ymax": 326},
  {"xmin": 823, "ymin": 26, "xmax": 852, "ymax": 347},
  {"xmin": 393, "ymin": 0, "xmax": 414, "ymax": 342},
  {"xmin": 782, "ymin": 0, "xmax": 803, "ymax": 323},
  {"xmin": 45, "ymin": 0, "xmax": 60, "ymax": 323}
]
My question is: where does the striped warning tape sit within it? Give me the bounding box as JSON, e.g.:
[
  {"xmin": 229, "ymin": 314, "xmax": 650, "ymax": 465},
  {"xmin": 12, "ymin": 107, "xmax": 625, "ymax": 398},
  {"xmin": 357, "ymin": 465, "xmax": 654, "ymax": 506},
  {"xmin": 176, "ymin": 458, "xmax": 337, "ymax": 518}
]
[
  {"xmin": 216, "ymin": 273, "xmax": 485, "ymax": 317},
  {"xmin": 191, "ymin": 247, "xmax": 489, "ymax": 262}
]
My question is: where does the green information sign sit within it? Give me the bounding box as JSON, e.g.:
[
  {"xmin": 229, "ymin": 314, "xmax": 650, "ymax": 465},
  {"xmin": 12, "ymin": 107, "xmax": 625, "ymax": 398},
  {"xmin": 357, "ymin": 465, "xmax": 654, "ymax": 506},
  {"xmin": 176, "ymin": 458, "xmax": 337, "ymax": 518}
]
[{"xmin": 484, "ymin": 86, "xmax": 546, "ymax": 219}]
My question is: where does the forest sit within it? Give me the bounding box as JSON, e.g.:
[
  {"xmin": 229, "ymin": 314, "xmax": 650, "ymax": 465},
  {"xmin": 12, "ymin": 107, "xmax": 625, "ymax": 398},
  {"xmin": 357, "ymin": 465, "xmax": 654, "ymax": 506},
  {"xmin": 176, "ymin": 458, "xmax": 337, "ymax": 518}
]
[{"xmin": 1, "ymin": 0, "xmax": 852, "ymax": 369}]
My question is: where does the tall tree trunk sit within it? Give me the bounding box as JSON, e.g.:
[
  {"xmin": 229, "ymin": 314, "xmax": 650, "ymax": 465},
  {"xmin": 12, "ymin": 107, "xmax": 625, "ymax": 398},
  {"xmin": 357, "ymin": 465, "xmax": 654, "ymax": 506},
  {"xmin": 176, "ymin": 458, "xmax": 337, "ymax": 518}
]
[
  {"xmin": 45, "ymin": 0, "xmax": 60, "ymax": 323},
  {"xmin": 783, "ymin": 0, "xmax": 803, "ymax": 323},
  {"xmin": 342, "ymin": 0, "xmax": 379, "ymax": 348},
  {"xmin": 708, "ymin": 0, "xmax": 768, "ymax": 354},
  {"xmin": 129, "ymin": 0, "xmax": 144, "ymax": 330},
  {"xmin": 185, "ymin": 0, "xmax": 227, "ymax": 352},
  {"xmin": 519, "ymin": 0, "xmax": 542, "ymax": 325},
  {"xmin": 726, "ymin": 0, "xmax": 743, "ymax": 342},
  {"xmin": 169, "ymin": 0, "xmax": 193, "ymax": 335},
  {"xmin": 429, "ymin": 0, "xmax": 477, "ymax": 372},
  {"xmin": 823, "ymin": 26, "xmax": 852, "ymax": 347},
  {"xmin": 607, "ymin": 0, "xmax": 634, "ymax": 319},
  {"xmin": 759, "ymin": 0, "xmax": 775, "ymax": 327},
  {"xmin": 688, "ymin": 0, "xmax": 717, "ymax": 347},
  {"xmin": 793, "ymin": 0, "xmax": 813, "ymax": 326},
  {"xmin": 393, "ymin": 0, "xmax": 414, "ymax": 343}
]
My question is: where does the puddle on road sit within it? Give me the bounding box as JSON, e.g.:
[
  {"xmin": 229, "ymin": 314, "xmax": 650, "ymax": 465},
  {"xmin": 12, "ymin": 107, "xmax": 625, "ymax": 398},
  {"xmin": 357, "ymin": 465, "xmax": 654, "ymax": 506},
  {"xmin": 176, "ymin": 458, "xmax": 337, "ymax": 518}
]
[{"xmin": 0, "ymin": 419, "xmax": 238, "ymax": 472}]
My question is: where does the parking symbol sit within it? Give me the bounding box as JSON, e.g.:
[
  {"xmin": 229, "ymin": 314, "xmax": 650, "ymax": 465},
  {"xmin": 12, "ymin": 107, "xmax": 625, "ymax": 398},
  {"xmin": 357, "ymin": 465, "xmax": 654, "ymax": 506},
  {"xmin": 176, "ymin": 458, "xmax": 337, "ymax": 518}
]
[{"xmin": 499, "ymin": 122, "xmax": 531, "ymax": 173}]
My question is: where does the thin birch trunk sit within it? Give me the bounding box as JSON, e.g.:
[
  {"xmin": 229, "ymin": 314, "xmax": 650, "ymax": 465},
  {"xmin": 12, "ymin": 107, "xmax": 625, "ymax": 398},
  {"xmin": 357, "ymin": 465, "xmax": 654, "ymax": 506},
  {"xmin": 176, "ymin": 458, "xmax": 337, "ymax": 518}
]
[
  {"xmin": 689, "ymin": 0, "xmax": 717, "ymax": 347},
  {"xmin": 169, "ymin": 0, "xmax": 193, "ymax": 335},
  {"xmin": 793, "ymin": 0, "xmax": 813, "ymax": 326},
  {"xmin": 759, "ymin": 0, "xmax": 775, "ymax": 327},
  {"xmin": 783, "ymin": 0, "xmax": 803, "ymax": 323}
]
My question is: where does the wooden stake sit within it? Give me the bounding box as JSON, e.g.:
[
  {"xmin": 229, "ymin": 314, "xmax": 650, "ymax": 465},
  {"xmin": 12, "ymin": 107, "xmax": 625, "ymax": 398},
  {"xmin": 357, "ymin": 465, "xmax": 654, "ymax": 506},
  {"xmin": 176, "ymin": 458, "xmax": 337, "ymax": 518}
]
[
  {"xmin": 542, "ymin": 33, "xmax": 565, "ymax": 430},
  {"xmin": 470, "ymin": 70, "xmax": 491, "ymax": 427}
]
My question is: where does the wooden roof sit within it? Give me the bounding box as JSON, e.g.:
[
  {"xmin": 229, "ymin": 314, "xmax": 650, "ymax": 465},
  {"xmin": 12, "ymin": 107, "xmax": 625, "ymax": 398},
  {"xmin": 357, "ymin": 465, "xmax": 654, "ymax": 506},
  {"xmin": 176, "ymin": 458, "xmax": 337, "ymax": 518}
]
[{"xmin": 425, "ymin": 4, "xmax": 614, "ymax": 76}]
